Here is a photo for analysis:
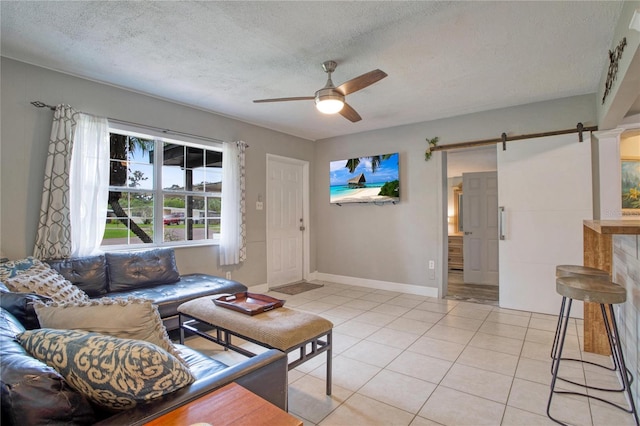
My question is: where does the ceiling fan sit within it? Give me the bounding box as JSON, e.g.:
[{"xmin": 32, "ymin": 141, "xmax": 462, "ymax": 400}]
[{"xmin": 253, "ymin": 61, "xmax": 387, "ymax": 122}]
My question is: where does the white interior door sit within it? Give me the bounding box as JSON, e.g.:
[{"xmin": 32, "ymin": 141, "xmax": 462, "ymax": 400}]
[
  {"xmin": 498, "ymin": 133, "xmax": 592, "ymax": 315},
  {"xmin": 463, "ymin": 171, "xmax": 499, "ymax": 285},
  {"xmin": 267, "ymin": 156, "xmax": 306, "ymax": 287}
]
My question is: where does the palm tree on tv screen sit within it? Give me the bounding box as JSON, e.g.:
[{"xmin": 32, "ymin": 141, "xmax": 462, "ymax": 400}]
[{"xmin": 345, "ymin": 153, "xmax": 393, "ymax": 174}]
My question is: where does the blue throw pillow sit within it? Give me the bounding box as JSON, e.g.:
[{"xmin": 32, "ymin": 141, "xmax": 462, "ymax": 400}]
[
  {"xmin": 0, "ymin": 257, "xmax": 45, "ymax": 281},
  {"xmin": 17, "ymin": 328, "xmax": 195, "ymax": 410}
]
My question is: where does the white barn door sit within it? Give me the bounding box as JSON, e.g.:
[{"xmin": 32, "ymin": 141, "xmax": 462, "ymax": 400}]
[
  {"xmin": 266, "ymin": 155, "xmax": 309, "ymax": 287},
  {"xmin": 498, "ymin": 133, "xmax": 592, "ymax": 315}
]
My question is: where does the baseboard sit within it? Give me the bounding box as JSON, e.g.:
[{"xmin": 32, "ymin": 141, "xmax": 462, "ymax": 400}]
[
  {"xmin": 314, "ymin": 272, "xmax": 438, "ymax": 298},
  {"xmin": 248, "ymin": 283, "xmax": 269, "ymax": 293},
  {"xmin": 306, "ymin": 271, "xmax": 319, "ymax": 282}
]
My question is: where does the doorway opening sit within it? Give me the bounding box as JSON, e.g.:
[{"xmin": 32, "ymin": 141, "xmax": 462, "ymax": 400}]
[{"xmin": 445, "ymin": 146, "xmax": 498, "ymax": 305}]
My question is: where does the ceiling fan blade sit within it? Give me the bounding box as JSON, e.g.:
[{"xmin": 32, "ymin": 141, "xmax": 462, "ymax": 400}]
[
  {"xmin": 339, "ymin": 102, "xmax": 362, "ymax": 122},
  {"xmin": 337, "ymin": 69, "xmax": 388, "ymax": 96},
  {"xmin": 253, "ymin": 96, "xmax": 314, "ymax": 103}
]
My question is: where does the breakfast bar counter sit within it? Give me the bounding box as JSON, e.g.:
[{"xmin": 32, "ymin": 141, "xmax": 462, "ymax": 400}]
[{"xmin": 583, "ymin": 219, "xmax": 640, "ymax": 355}]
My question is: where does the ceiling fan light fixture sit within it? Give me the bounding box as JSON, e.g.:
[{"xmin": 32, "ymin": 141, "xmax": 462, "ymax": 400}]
[
  {"xmin": 315, "ymin": 89, "xmax": 344, "ymax": 114},
  {"xmin": 316, "ymin": 98, "xmax": 344, "ymax": 114}
]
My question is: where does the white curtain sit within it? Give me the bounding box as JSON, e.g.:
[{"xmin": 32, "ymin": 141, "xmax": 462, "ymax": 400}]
[
  {"xmin": 34, "ymin": 105, "xmax": 109, "ymax": 260},
  {"xmin": 33, "ymin": 105, "xmax": 77, "ymax": 260},
  {"xmin": 69, "ymin": 113, "xmax": 110, "ymax": 257},
  {"xmin": 219, "ymin": 141, "xmax": 247, "ymax": 266}
]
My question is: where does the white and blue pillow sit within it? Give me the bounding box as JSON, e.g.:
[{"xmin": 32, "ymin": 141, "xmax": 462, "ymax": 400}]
[{"xmin": 17, "ymin": 328, "xmax": 195, "ymax": 410}]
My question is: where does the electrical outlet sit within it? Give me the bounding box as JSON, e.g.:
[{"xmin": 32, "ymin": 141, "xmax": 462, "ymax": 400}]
[
  {"xmin": 256, "ymin": 201, "xmax": 263, "ymax": 210},
  {"xmin": 226, "ymin": 271, "xmax": 231, "ymax": 280},
  {"xmin": 428, "ymin": 260, "xmax": 435, "ymax": 269}
]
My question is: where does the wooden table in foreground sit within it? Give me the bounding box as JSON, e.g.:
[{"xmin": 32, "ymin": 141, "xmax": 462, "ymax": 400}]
[
  {"xmin": 144, "ymin": 383, "xmax": 302, "ymax": 426},
  {"xmin": 583, "ymin": 219, "xmax": 640, "ymax": 355}
]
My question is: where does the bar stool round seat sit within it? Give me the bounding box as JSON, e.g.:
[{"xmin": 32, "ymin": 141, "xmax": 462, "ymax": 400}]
[
  {"xmin": 555, "ymin": 276, "xmax": 626, "ymax": 304},
  {"xmin": 551, "ymin": 266, "xmax": 613, "ymax": 364},
  {"xmin": 555, "ymin": 264, "xmax": 610, "ymax": 279}
]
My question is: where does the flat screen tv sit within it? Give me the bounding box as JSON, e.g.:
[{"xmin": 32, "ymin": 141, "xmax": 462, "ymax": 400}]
[{"xmin": 330, "ymin": 152, "xmax": 400, "ymax": 204}]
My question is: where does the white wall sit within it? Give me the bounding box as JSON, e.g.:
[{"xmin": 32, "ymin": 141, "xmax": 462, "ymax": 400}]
[
  {"xmin": 597, "ymin": 0, "xmax": 640, "ymax": 129},
  {"xmin": 621, "ymin": 134, "xmax": 640, "ymax": 156},
  {"xmin": 0, "ymin": 58, "xmax": 316, "ymax": 287},
  {"xmin": 2, "ymin": 57, "xmax": 624, "ymax": 300},
  {"xmin": 315, "ymin": 95, "xmax": 597, "ymax": 295}
]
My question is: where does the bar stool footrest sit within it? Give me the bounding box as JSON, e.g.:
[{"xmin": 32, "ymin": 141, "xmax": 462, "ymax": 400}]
[
  {"xmin": 554, "ymin": 357, "xmax": 634, "ymax": 391},
  {"xmin": 556, "ymin": 376, "xmax": 626, "ymax": 393},
  {"xmin": 552, "ymin": 389, "xmax": 637, "ymax": 414}
]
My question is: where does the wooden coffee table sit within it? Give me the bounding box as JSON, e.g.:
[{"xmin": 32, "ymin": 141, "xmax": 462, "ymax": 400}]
[{"xmin": 144, "ymin": 382, "xmax": 302, "ymax": 426}]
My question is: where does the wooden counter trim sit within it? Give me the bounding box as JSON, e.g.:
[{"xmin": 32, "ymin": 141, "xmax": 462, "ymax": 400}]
[
  {"xmin": 583, "ymin": 220, "xmax": 640, "ymax": 355},
  {"xmin": 584, "ymin": 220, "xmax": 640, "ymax": 235},
  {"xmin": 583, "ymin": 225, "xmax": 613, "ymax": 355},
  {"xmin": 584, "ymin": 225, "xmax": 613, "ymax": 273}
]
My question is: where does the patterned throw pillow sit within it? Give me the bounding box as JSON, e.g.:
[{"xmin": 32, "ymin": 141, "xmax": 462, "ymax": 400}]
[
  {"xmin": 4, "ymin": 265, "xmax": 89, "ymax": 303},
  {"xmin": 17, "ymin": 328, "xmax": 195, "ymax": 410},
  {"xmin": 34, "ymin": 297, "xmax": 184, "ymax": 363},
  {"xmin": 0, "ymin": 257, "xmax": 47, "ymax": 281}
]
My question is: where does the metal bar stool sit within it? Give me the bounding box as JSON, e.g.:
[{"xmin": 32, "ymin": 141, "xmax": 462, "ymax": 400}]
[
  {"xmin": 552, "ymin": 265, "xmax": 633, "ymax": 391},
  {"xmin": 547, "ymin": 275, "xmax": 639, "ymax": 425}
]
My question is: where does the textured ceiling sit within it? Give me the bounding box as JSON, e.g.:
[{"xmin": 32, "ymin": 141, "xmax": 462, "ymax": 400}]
[{"xmin": 0, "ymin": 1, "xmax": 624, "ymax": 141}]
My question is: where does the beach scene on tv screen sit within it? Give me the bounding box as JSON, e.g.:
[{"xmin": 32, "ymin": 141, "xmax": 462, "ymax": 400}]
[{"xmin": 330, "ymin": 153, "xmax": 400, "ymax": 204}]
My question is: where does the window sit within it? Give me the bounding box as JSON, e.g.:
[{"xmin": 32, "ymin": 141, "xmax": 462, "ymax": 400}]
[{"xmin": 102, "ymin": 130, "xmax": 223, "ymax": 248}]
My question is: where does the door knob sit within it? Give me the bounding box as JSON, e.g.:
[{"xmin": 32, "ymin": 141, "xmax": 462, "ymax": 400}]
[
  {"xmin": 464, "ymin": 231, "xmax": 473, "ymax": 235},
  {"xmin": 299, "ymin": 226, "xmax": 306, "ymax": 231}
]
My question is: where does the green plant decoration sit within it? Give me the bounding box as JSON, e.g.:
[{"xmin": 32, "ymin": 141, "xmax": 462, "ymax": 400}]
[{"xmin": 424, "ymin": 137, "xmax": 439, "ymax": 161}]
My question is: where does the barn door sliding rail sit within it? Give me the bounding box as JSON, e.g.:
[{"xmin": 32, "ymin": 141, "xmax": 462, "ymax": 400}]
[{"xmin": 430, "ymin": 123, "xmax": 597, "ymax": 152}]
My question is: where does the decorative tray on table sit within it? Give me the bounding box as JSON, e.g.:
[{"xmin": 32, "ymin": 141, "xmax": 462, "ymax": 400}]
[{"xmin": 212, "ymin": 292, "xmax": 286, "ymax": 316}]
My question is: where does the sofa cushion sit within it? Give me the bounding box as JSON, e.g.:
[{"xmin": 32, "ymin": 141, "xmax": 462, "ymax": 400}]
[
  {"xmin": 33, "ymin": 297, "xmax": 184, "ymax": 363},
  {"xmin": 46, "ymin": 255, "xmax": 109, "ymax": 297},
  {"xmin": 3, "ymin": 266, "xmax": 90, "ymax": 304},
  {"xmin": 0, "ymin": 257, "xmax": 46, "ymax": 282},
  {"xmin": 106, "ymin": 249, "xmax": 180, "ymax": 292},
  {"xmin": 0, "ymin": 291, "xmax": 52, "ymax": 330},
  {"xmin": 102, "ymin": 273, "xmax": 248, "ymax": 319},
  {"xmin": 173, "ymin": 344, "xmax": 229, "ymax": 381},
  {"xmin": 0, "ymin": 309, "xmax": 96, "ymax": 425},
  {"xmin": 17, "ymin": 329, "xmax": 196, "ymax": 411}
]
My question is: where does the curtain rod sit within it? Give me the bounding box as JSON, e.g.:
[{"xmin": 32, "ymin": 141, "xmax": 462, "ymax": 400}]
[
  {"xmin": 430, "ymin": 123, "xmax": 597, "ymax": 152},
  {"xmin": 30, "ymin": 101, "xmax": 243, "ymax": 146}
]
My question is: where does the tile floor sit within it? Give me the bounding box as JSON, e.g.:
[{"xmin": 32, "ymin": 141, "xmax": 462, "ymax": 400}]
[{"xmin": 183, "ymin": 281, "xmax": 638, "ymax": 426}]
